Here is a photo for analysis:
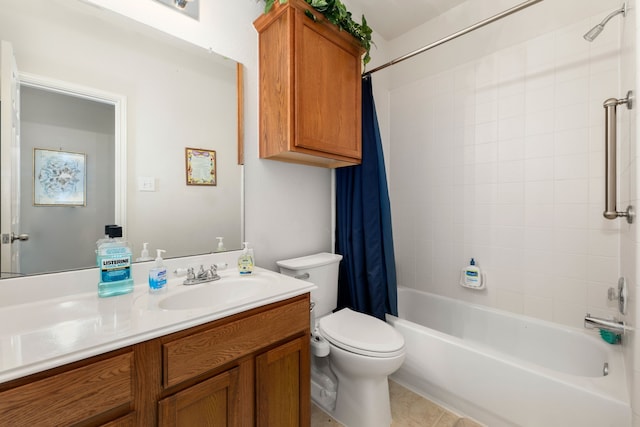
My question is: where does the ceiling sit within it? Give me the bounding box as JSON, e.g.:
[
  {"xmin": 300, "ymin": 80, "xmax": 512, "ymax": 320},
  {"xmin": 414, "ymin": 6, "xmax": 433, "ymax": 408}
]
[{"xmin": 348, "ymin": 0, "xmax": 468, "ymax": 40}]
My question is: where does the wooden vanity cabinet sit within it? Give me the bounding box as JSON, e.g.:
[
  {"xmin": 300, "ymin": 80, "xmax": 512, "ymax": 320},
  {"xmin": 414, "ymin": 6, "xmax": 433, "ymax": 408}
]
[
  {"xmin": 158, "ymin": 294, "xmax": 310, "ymax": 426},
  {"xmin": 0, "ymin": 294, "xmax": 311, "ymax": 427},
  {"xmin": 0, "ymin": 350, "xmax": 135, "ymax": 426},
  {"xmin": 254, "ymin": 0, "xmax": 364, "ymax": 168}
]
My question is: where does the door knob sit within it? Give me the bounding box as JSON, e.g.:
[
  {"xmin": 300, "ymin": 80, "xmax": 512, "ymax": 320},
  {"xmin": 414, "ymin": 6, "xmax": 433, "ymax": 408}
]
[{"xmin": 10, "ymin": 232, "xmax": 29, "ymax": 243}]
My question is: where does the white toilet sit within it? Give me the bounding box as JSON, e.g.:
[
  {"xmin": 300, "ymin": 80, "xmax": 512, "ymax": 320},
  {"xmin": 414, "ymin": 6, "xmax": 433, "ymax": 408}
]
[{"xmin": 277, "ymin": 252, "xmax": 405, "ymax": 427}]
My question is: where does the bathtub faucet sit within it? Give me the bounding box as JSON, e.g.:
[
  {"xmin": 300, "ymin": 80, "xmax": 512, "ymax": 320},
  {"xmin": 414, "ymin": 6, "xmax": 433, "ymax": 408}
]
[{"xmin": 584, "ymin": 313, "xmax": 628, "ymax": 334}]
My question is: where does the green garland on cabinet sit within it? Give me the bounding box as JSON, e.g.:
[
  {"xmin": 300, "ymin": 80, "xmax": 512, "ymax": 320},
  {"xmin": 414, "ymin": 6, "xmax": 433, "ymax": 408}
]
[{"xmin": 263, "ymin": 0, "xmax": 373, "ymax": 66}]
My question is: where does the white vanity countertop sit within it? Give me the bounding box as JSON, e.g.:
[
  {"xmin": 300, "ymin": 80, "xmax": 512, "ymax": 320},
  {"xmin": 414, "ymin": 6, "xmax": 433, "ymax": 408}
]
[{"xmin": 0, "ymin": 261, "xmax": 315, "ymax": 384}]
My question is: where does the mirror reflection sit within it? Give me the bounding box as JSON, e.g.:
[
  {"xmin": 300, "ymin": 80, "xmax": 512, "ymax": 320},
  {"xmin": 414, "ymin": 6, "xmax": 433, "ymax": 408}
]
[{"xmin": 0, "ymin": 0, "xmax": 243, "ymax": 278}]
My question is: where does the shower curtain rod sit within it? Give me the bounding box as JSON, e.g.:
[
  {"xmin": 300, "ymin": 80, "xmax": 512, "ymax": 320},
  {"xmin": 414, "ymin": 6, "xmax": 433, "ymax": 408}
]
[{"xmin": 362, "ymin": 0, "xmax": 544, "ymax": 77}]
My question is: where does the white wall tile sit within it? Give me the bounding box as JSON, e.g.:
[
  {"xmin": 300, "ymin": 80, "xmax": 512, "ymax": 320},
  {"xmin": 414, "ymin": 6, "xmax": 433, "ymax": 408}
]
[
  {"xmin": 524, "ymin": 228, "xmax": 554, "ymax": 250},
  {"xmin": 525, "ymin": 84, "xmax": 554, "ymax": 113},
  {"xmin": 525, "ymin": 157, "xmax": 554, "ymax": 181},
  {"xmin": 498, "ymin": 138, "xmax": 525, "ymax": 162},
  {"xmin": 498, "ymin": 160, "xmax": 525, "ymax": 183},
  {"xmin": 525, "ymin": 181, "xmax": 554, "ymax": 204},
  {"xmin": 554, "ymin": 153, "xmax": 589, "ymax": 180},
  {"xmin": 498, "ymin": 116, "xmax": 525, "ymax": 141},
  {"xmin": 388, "ymin": 3, "xmax": 629, "ymax": 371},
  {"xmin": 525, "ymin": 204, "xmax": 555, "ymax": 228},
  {"xmin": 554, "ymin": 179, "xmax": 589, "ymax": 204},
  {"xmin": 524, "ymin": 295, "xmax": 554, "ymax": 321},
  {"xmin": 525, "ymin": 109, "xmax": 555, "ymax": 136},
  {"xmin": 555, "ymin": 128, "xmax": 590, "ymax": 156},
  {"xmin": 525, "ymin": 134, "xmax": 554, "ymax": 158},
  {"xmin": 554, "ymin": 228, "xmax": 589, "ymax": 254}
]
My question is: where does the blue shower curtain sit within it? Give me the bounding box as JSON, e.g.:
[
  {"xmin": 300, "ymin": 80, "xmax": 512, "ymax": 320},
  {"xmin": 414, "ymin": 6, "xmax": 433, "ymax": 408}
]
[{"xmin": 335, "ymin": 76, "xmax": 398, "ymax": 320}]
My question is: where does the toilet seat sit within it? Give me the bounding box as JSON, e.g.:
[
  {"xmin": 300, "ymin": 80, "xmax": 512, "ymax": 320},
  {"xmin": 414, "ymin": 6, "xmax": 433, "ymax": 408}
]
[{"xmin": 319, "ymin": 308, "xmax": 405, "ymax": 358}]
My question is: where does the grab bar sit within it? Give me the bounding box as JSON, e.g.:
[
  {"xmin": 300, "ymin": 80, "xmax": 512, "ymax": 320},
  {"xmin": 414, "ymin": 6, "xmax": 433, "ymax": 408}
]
[{"xmin": 603, "ymin": 91, "xmax": 634, "ymax": 223}]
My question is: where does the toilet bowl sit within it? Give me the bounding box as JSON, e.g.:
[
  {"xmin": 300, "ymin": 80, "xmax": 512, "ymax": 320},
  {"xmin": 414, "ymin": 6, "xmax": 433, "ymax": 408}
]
[
  {"xmin": 276, "ymin": 252, "xmax": 406, "ymax": 427},
  {"xmin": 318, "ymin": 307, "xmax": 405, "ymax": 427}
]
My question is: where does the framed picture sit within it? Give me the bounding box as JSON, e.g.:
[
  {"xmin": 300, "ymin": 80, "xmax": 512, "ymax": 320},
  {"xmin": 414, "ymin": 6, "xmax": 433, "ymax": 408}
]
[
  {"xmin": 33, "ymin": 148, "xmax": 86, "ymax": 207},
  {"xmin": 185, "ymin": 147, "xmax": 216, "ymax": 186}
]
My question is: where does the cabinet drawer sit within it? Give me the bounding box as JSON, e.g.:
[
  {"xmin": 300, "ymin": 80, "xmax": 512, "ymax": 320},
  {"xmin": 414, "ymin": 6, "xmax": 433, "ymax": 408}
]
[
  {"xmin": 0, "ymin": 352, "xmax": 133, "ymax": 426},
  {"xmin": 163, "ymin": 297, "xmax": 309, "ymax": 388}
]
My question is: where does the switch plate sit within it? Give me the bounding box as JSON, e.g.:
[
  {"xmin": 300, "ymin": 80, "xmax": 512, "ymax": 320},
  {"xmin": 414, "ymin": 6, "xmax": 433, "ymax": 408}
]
[{"xmin": 138, "ymin": 177, "xmax": 155, "ymax": 192}]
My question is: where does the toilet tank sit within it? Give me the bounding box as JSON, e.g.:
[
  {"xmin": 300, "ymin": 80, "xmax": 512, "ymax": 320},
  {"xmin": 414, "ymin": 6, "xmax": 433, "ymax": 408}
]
[{"xmin": 276, "ymin": 252, "xmax": 343, "ymax": 318}]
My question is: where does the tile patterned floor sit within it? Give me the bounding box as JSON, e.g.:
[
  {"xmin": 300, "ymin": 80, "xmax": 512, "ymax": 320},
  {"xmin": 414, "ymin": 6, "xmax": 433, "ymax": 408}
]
[{"xmin": 311, "ymin": 380, "xmax": 485, "ymax": 427}]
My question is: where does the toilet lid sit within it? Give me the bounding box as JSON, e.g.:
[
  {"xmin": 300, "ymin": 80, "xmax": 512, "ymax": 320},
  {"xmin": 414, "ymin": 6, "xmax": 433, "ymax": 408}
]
[{"xmin": 319, "ymin": 308, "xmax": 405, "ymax": 357}]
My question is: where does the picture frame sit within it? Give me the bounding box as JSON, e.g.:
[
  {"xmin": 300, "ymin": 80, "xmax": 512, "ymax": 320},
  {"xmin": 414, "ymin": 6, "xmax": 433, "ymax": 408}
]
[
  {"xmin": 185, "ymin": 147, "xmax": 216, "ymax": 186},
  {"xmin": 33, "ymin": 148, "xmax": 86, "ymax": 207}
]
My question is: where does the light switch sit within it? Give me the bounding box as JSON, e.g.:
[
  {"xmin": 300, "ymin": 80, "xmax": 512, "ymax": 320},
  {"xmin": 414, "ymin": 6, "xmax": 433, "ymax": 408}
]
[{"xmin": 138, "ymin": 176, "xmax": 156, "ymax": 192}]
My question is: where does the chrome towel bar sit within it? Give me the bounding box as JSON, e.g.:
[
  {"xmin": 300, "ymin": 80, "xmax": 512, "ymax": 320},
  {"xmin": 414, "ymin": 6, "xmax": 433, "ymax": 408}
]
[{"xmin": 603, "ymin": 91, "xmax": 634, "ymax": 223}]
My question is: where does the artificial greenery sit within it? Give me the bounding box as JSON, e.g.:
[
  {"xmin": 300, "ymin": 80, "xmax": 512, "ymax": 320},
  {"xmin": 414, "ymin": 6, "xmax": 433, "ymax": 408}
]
[{"xmin": 263, "ymin": 0, "xmax": 373, "ymax": 66}]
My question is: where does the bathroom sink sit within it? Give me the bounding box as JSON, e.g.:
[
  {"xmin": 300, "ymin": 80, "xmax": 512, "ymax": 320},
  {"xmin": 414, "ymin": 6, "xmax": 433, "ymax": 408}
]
[{"xmin": 158, "ymin": 275, "xmax": 275, "ymax": 311}]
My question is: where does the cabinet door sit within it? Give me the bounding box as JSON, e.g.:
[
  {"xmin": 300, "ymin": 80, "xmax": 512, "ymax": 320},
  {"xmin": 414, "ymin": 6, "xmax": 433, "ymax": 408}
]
[
  {"xmin": 256, "ymin": 336, "xmax": 310, "ymax": 427},
  {"xmin": 294, "ymin": 8, "xmax": 362, "ymax": 161},
  {"xmin": 158, "ymin": 367, "xmax": 240, "ymax": 427}
]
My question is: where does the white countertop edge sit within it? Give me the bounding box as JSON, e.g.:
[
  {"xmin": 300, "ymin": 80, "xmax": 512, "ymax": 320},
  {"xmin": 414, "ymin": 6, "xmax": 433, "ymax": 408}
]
[{"xmin": 0, "ymin": 270, "xmax": 315, "ymax": 384}]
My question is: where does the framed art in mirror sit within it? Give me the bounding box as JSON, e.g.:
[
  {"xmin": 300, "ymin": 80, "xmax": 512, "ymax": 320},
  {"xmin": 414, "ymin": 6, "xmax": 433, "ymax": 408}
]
[
  {"xmin": 185, "ymin": 147, "xmax": 216, "ymax": 186},
  {"xmin": 33, "ymin": 148, "xmax": 86, "ymax": 207}
]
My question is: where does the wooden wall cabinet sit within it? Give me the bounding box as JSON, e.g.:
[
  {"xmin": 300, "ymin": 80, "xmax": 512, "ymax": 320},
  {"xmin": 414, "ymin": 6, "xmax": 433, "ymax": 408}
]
[
  {"xmin": 0, "ymin": 295, "xmax": 310, "ymax": 427},
  {"xmin": 254, "ymin": 0, "xmax": 364, "ymax": 168}
]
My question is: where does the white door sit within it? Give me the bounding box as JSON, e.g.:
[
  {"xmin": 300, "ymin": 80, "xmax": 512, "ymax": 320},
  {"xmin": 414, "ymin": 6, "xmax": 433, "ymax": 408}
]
[{"xmin": 0, "ymin": 40, "xmax": 24, "ymax": 277}]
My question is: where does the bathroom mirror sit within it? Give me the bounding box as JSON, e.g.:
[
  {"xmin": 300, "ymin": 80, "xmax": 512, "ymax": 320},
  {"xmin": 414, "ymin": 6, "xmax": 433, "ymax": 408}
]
[{"xmin": 0, "ymin": 0, "xmax": 243, "ymax": 278}]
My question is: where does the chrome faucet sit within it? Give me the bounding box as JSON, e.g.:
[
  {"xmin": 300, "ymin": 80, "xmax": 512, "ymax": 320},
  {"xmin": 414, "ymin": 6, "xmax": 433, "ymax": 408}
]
[
  {"xmin": 584, "ymin": 313, "xmax": 629, "ymax": 334},
  {"xmin": 183, "ymin": 264, "xmax": 220, "ymax": 285}
]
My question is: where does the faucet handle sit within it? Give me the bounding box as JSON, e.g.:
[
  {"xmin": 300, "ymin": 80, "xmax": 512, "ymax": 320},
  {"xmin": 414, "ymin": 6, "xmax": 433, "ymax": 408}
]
[{"xmin": 197, "ymin": 265, "xmax": 207, "ymax": 278}]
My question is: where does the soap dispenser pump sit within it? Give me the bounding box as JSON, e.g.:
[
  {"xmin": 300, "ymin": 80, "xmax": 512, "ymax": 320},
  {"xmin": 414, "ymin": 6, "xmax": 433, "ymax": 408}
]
[
  {"xmin": 149, "ymin": 249, "xmax": 167, "ymax": 293},
  {"xmin": 136, "ymin": 242, "xmax": 153, "ymax": 262}
]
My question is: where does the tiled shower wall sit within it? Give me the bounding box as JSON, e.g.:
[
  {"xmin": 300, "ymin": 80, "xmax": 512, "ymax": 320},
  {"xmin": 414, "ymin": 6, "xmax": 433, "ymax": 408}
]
[
  {"xmin": 390, "ymin": 10, "xmax": 624, "ymax": 329},
  {"xmin": 620, "ymin": 0, "xmax": 639, "ymax": 424}
]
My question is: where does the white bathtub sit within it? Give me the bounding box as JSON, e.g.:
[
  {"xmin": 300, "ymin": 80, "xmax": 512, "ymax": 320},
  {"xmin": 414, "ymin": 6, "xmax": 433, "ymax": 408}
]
[{"xmin": 386, "ymin": 287, "xmax": 631, "ymax": 427}]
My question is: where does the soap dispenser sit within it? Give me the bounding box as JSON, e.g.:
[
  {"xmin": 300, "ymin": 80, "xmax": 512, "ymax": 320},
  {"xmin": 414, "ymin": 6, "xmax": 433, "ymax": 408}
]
[
  {"xmin": 215, "ymin": 237, "xmax": 226, "ymax": 252},
  {"xmin": 149, "ymin": 249, "xmax": 167, "ymax": 293},
  {"xmin": 237, "ymin": 242, "xmax": 254, "ymax": 275},
  {"xmin": 460, "ymin": 258, "xmax": 484, "ymax": 289},
  {"xmin": 136, "ymin": 242, "xmax": 154, "ymax": 262}
]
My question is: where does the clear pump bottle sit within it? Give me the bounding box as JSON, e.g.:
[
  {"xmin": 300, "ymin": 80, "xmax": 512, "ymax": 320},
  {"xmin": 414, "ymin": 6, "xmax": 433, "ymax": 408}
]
[{"xmin": 148, "ymin": 249, "xmax": 167, "ymax": 293}]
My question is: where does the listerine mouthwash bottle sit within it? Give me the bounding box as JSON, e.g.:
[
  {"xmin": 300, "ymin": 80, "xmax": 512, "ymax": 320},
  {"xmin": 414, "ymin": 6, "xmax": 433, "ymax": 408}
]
[{"xmin": 97, "ymin": 225, "xmax": 134, "ymax": 297}]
